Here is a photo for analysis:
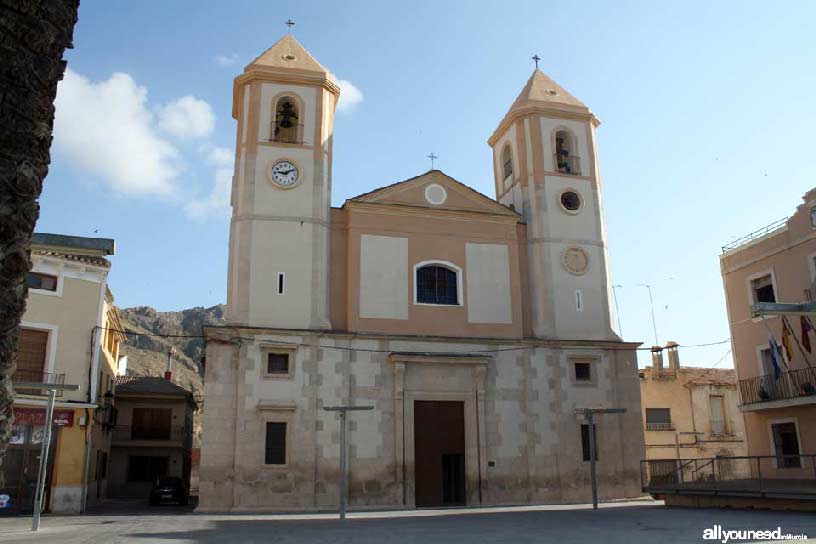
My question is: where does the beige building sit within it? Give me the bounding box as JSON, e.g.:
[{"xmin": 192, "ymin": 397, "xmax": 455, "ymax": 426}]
[
  {"xmin": 198, "ymin": 35, "xmax": 645, "ymax": 512},
  {"xmin": 2, "ymin": 233, "xmax": 125, "ymax": 514},
  {"xmin": 721, "ymin": 189, "xmax": 816, "ymax": 466},
  {"xmin": 639, "ymin": 342, "xmax": 747, "ymax": 461},
  {"xmin": 108, "ymin": 376, "xmax": 195, "ymax": 499}
]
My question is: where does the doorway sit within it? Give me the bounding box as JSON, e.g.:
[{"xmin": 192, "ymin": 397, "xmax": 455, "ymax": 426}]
[{"xmin": 414, "ymin": 400, "xmax": 466, "ymax": 507}]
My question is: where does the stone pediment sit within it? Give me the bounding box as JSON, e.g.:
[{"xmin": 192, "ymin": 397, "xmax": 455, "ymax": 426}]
[{"xmin": 347, "ymin": 170, "xmax": 518, "ymax": 217}]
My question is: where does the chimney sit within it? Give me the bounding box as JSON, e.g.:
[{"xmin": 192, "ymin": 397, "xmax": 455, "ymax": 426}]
[
  {"xmin": 164, "ymin": 370, "xmax": 173, "ymax": 382},
  {"xmin": 651, "ymin": 346, "xmax": 664, "ymax": 371},
  {"xmin": 165, "ymin": 346, "xmax": 175, "ymax": 382},
  {"xmin": 666, "ymin": 341, "xmax": 680, "ymax": 371}
]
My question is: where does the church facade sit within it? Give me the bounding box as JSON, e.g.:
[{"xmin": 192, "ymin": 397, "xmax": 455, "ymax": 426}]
[{"xmin": 198, "ymin": 34, "xmax": 645, "ymax": 512}]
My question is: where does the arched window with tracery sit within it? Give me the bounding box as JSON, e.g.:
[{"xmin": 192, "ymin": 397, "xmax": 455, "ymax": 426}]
[
  {"xmin": 502, "ymin": 144, "xmax": 513, "ymax": 180},
  {"xmin": 415, "ymin": 263, "xmax": 459, "ymax": 305},
  {"xmin": 555, "ymin": 129, "xmax": 580, "ymax": 175},
  {"xmin": 273, "ymin": 96, "xmax": 301, "ymax": 143}
]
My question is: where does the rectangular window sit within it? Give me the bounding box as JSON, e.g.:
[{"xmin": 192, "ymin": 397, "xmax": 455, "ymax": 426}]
[
  {"xmin": 16, "ymin": 328, "xmax": 48, "ymax": 381},
  {"xmin": 131, "ymin": 408, "xmax": 172, "ymax": 440},
  {"xmin": 771, "ymin": 422, "xmax": 801, "ymax": 468},
  {"xmin": 710, "ymin": 395, "xmax": 725, "ymax": 436},
  {"xmin": 645, "ymin": 408, "xmax": 672, "ymax": 430},
  {"xmin": 265, "ymin": 422, "xmax": 287, "ymax": 465},
  {"xmin": 277, "ymin": 272, "xmax": 285, "ymax": 295},
  {"xmin": 581, "ymin": 424, "xmax": 598, "ymax": 461},
  {"xmin": 574, "ymin": 362, "xmax": 591, "ymax": 381},
  {"xmin": 267, "ymin": 353, "xmax": 289, "ymax": 375},
  {"xmin": 26, "ymin": 272, "xmax": 57, "ymax": 292},
  {"xmin": 751, "ymin": 274, "xmax": 776, "ymax": 304},
  {"xmin": 127, "ymin": 455, "xmax": 169, "ymax": 482}
]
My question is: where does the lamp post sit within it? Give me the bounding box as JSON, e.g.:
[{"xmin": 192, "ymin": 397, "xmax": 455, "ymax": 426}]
[
  {"xmin": 15, "ymin": 380, "xmax": 78, "ymax": 531},
  {"xmin": 575, "ymin": 407, "xmax": 627, "ymax": 509},
  {"xmin": 322, "ymin": 405, "xmax": 374, "ymax": 519}
]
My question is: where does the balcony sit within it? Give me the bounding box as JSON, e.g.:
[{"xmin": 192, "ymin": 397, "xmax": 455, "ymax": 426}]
[
  {"xmin": 739, "ymin": 367, "xmax": 816, "ymax": 408},
  {"xmin": 12, "ymin": 369, "xmax": 66, "ymax": 397},
  {"xmin": 113, "ymin": 425, "xmax": 189, "ymax": 445},
  {"xmin": 554, "ymin": 154, "xmax": 581, "ymax": 176},
  {"xmin": 641, "ymin": 455, "xmax": 816, "ymax": 500},
  {"xmin": 645, "ymin": 422, "xmax": 675, "ymax": 431},
  {"xmin": 270, "ymin": 123, "xmax": 303, "ymax": 144}
]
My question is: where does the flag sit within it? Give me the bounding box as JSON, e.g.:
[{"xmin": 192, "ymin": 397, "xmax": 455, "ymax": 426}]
[
  {"xmin": 802, "ymin": 315, "xmax": 813, "ymax": 353},
  {"xmin": 769, "ymin": 334, "xmax": 782, "ymax": 380},
  {"xmin": 782, "ymin": 318, "xmax": 795, "ymax": 362}
]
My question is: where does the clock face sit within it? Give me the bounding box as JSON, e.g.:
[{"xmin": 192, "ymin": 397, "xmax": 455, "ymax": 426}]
[
  {"xmin": 562, "ymin": 247, "xmax": 589, "ymax": 275},
  {"xmin": 270, "ymin": 160, "xmax": 299, "ymax": 188}
]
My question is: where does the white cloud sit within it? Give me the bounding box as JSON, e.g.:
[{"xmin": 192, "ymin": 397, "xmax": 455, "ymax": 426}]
[
  {"xmin": 186, "ymin": 147, "xmax": 234, "ymax": 218},
  {"xmin": 53, "ymin": 69, "xmax": 179, "ymax": 196},
  {"xmin": 214, "ymin": 53, "xmax": 240, "ymax": 67},
  {"xmin": 157, "ymin": 96, "xmax": 215, "ymax": 140},
  {"xmin": 336, "ymin": 78, "xmax": 363, "ymax": 113}
]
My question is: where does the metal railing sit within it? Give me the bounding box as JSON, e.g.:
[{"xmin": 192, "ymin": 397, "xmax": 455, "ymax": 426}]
[
  {"xmin": 554, "ymin": 154, "xmax": 581, "ymax": 176},
  {"xmin": 722, "ymin": 217, "xmax": 788, "ymax": 253},
  {"xmin": 645, "ymin": 422, "xmax": 675, "ymax": 431},
  {"xmin": 641, "ymin": 455, "xmax": 816, "ymax": 499},
  {"xmin": 113, "ymin": 425, "xmax": 188, "ymax": 443},
  {"xmin": 271, "ymin": 123, "xmax": 303, "ymax": 144},
  {"xmin": 13, "ymin": 369, "xmax": 66, "ymax": 397},
  {"xmin": 739, "ymin": 367, "xmax": 816, "ymax": 405}
]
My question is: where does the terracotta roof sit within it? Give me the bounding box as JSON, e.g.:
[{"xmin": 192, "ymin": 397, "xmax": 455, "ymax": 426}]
[
  {"xmin": 32, "ymin": 233, "xmax": 115, "ymax": 255},
  {"xmin": 245, "ymin": 34, "xmax": 331, "ymax": 75},
  {"xmin": 681, "ymin": 367, "xmax": 737, "ymax": 386},
  {"xmin": 115, "ymin": 376, "xmax": 192, "ymax": 398}
]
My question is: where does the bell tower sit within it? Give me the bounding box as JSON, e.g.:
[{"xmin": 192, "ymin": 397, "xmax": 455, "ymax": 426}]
[
  {"xmin": 226, "ymin": 35, "xmax": 340, "ymax": 329},
  {"xmin": 488, "ymin": 68, "xmax": 617, "ymax": 340}
]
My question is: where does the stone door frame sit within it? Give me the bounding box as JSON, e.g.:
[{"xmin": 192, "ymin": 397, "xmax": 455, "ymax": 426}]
[{"xmin": 390, "ymin": 354, "xmax": 489, "ymax": 509}]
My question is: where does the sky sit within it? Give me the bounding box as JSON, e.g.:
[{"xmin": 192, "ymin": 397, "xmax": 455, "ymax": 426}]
[{"xmin": 38, "ymin": 1, "xmax": 816, "ymax": 368}]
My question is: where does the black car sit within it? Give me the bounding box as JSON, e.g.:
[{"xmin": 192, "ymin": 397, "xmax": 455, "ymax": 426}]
[{"xmin": 149, "ymin": 476, "xmax": 189, "ymax": 506}]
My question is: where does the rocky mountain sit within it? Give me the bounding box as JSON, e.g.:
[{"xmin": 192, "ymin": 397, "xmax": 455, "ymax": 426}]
[{"xmin": 118, "ymin": 304, "xmax": 226, "ymax": 403}]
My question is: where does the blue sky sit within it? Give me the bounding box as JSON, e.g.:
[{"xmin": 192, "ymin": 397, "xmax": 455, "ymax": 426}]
[{"xmin": 40, "ymin": 1, "xmax": 816, "ymax": 367}]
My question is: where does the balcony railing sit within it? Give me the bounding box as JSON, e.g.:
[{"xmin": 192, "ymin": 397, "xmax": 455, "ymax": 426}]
[
  {"xmin": 739, "ymin": 367, "xmax": 816, "ymax": 405},
  {"xmin": 113, "ymin": 425, "xmax": 188, "ymax": 443},
  {"xmin": 721, "ymin": 216, "xmax": 788, "ymax": 253},
  {"xmin": 271, "ymin": 123, "xmax": 303, "ymax": 144},
  {"xmin": 13, "ymin": 369, "xmax": 66, "ymax": 397},
  {"xmin": 641, "ymin": 455, "xmax": 816, "ymax": 499},
  {"xmin": 554, "ymin": 154, "xmax": 581, "ymax": 176},
  {"xmin": 646, "ymin": 422, "xmax": 675, "ymax": 431}
]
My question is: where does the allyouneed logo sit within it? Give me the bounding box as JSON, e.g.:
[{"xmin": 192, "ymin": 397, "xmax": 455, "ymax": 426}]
[{"xmin": 703, "ymin": 525, "xmax": 808, "ymax": 543}]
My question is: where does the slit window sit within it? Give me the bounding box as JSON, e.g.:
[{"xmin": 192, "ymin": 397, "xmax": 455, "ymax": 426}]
[
  {"xmin": 575, "ymin": 290, "xmax": 583, "ymax": 311},
  {"xmin": 751, "ymin": 274, "xmax": 776, "ymax": 304},
  {"xmin": 416, "ymin": 265, "xmax": 458, "ymax": 305},
  {"xmin": 277, "ymin": 272, "xmax": 285, "ymax": 295},
  {"xmin": 265, "ymin": 422, "xmax": 287, "ymax": 465},
  {"xmin": 580, "ymin": 424, "xmax": 598, "ymax": 461}
]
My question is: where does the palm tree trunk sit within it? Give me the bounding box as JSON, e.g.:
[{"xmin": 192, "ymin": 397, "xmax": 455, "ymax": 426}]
[{"xmin": 0, "ymin": 0, "xmax": 80, "ymax": 487}]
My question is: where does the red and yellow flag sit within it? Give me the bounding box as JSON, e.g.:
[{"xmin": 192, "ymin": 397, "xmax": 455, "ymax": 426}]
[
  {"xmin": 801, "ymin": 315, "xmax": 813, "ymax": 353},
  {"xmin": 782, "ymin": 318, "xmax": 795, "ymax": 362}
]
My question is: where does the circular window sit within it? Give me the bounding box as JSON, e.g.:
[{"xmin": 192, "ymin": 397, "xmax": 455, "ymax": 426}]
[
  {"xmin": 425, "ymin": 184, "xmax": 447, "ymax": 205},
  {"xmin": 560, "ymin": 190, "xmax": 582, "ymax": 213}
]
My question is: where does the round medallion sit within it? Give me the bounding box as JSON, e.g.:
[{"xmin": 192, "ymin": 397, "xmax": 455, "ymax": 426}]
[
  {"xmin": 424, "ymin": 183, "xmax": 447, "ymax": 205},
  {"xmin": 562, "ymin": 247, "xmax": 589, "ymax": 275},
  {"xmin": 269, "ymin": 160, "xmax": 299, "ymax": 188},
  {"xmin": 559, "ymin": 190, "xmax": 582, "ymax": 213}
]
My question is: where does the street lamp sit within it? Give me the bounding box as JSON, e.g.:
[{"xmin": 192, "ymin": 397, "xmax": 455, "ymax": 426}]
[{"xmin": 575, "ymin": 407, "xmax": 627, "ymax": 509}]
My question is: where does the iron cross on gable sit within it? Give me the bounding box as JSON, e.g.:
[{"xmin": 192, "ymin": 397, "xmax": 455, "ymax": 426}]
[
  {"xmin": 427, "ymin": 153, "xmax": 438, "ymax": 170},
  {"xmin": 285, "ymin": 19, "xmax": 295, "ymax": 31},
  {"xmin": 532, "ymin": 54, "xmax": 541, "ymax": 69}
]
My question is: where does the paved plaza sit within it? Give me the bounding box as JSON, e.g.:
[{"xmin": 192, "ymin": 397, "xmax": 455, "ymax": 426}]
[{"xmin": 0, "ymin": 500, "xmax": 814, "ymax": 543}]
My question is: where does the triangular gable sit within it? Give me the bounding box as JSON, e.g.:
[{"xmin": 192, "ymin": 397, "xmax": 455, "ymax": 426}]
[{"xmin": 348, "ymin": 170, "xmax": 518, "ymax": 217}]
